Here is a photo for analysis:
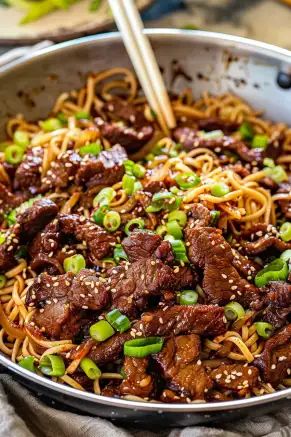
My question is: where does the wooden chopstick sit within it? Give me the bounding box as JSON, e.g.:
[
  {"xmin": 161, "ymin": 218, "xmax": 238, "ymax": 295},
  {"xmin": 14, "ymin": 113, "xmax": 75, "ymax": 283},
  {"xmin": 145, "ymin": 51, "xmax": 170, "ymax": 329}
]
[{"xmin": 108, "ymin": 0, "xmax": 176, "ymax": 134}]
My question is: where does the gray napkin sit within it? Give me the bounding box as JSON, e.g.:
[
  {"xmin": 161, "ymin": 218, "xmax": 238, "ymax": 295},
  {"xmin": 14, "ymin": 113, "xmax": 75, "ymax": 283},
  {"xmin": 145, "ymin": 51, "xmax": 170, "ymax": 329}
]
[{"xmin": 0, "ymin": 374, "xmax": 290, "ymax": 437}]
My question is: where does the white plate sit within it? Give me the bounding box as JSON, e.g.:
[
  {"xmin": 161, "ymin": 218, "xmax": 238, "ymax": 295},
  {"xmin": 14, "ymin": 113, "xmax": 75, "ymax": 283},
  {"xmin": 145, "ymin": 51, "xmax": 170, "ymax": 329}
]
[{"xmin": 0, "ymin": 0, "xmax": 153, "ymax": 44}]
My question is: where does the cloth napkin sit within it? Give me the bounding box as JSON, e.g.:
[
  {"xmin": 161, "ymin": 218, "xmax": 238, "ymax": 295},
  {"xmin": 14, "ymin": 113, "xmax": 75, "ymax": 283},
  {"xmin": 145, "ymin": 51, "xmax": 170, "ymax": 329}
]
[{"xmin": 0, "ymin": 374, "xmax": 290, "ymax": 437}]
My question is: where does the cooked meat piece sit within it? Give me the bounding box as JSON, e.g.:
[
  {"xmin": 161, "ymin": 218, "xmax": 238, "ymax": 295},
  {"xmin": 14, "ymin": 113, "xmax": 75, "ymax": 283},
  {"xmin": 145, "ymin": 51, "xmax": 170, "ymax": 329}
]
[
  {"xmin": 119, "ymin": 357, "xmax": 154, "ymax": 398},
  {"xmin": 122, "ymin": 230, "xmax": 162, "ymax": 263},
  {"xmin": 14, "ymin": 147, "xmax": 43, "ymax": 193},
  {"xmin": 17, "ymin": 198, "xmax": 58, "ymax": 241},
  {"xmin": 211, "ymin": 364, "xmax": 259, "ymax": 393},
  {"xmin": 187, "ymin": 203, "xmax": 211, "ymax": 228},
  {"xmin": 40, "ymin": 150, "xmax": 81, "ymax": 193},
  {"xmin": 276, "ymin": 177, "xmax": 291, "ymax": 219},
  {"xmin": 0, "ymin": 226, "xmax": 20, "ymax": 272},
  {"xmin": 59, "ymin": 214, "xmax": 116, "ymax": 263},
  {"xmin": 88, "ymin": 332, "xmax": 132, "ymax": 365},
  {"xmin": 254, "ymin": 324, "xmax": 291, "ymax": 386},
  {"xmin": 26, "ymin": 270, "xmax": 109, "ymax": 339},
  {"xmin": 155, "ymin": 335, "xmax": 212, "ymax": 399},
  {"xmin": 241, "ymin": 235, "xmax": 291, "ymax": 255},
  {"xmin": 253, "ymin": 282, "xmax": 291, "ymax": 329},
  {"xmin": 231, "ymin": 249, "xmax": 260, "ymax": 279},
  {"xmin": 172, "ymin": 265, "xmax": 198, "ymax": 290},
  {"xmin": 139, "ymin": 305, "xmax": 226, "ymax": 337},
  {"xmin": 0, "ymin": 183, "xmax": 27, "ymax": 216},
  {"xmin": 197, "ymin": 117, "xmax": 239, "ymax": 134},
  {"xmin": 260, "ymin": 177, "xmax": 278, "ymax": 191},
  {"xmin": 103, "ymin": 99, "xmax": 149, "ymax": 128},
  {"xmin": 144, "ymin": 181, "xmax": 166, "ymax": 194},
  {"xmin": 96, "ymin": 117, "xmax": 153, "ymax": 153},
  {"xmin": 154, "ymin": 240, "xmax": 174, "ymax": 264},
  {"xmin": 29, "ymin": 221, "xmax": 62, "ymax": 274},
  {"xmin": 160, "ymin": 389, "xmax": 185, "ymax": 403},
  {"xmin": 186, "ymin": 225, "xmax": 259, "ymax": 306},
  {"xmin": 173, "ymin": 127, "xmax": 264, "ymax": 164},
  {"xmin": 109, "ymin": 258, "xmax": 176, "ymax": 316},
  {"xmin": 75, "ymin": 144, "xmax": 127, "ymax": 187},
  {"xmin": 230, "ymin": 164, "xmax": 250, "ymax": 179}
]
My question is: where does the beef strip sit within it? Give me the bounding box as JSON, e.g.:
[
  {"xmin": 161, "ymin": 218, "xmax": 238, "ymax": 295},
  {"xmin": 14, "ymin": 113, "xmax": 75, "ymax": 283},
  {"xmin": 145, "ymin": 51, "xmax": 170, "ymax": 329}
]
[
  {"xmin": 196, "ymin": 117, "xmax": 239, "ymax": 135},
  {"xmin": 75, "ymin": 144, "xmax": 127, "ymax": 188},
  {"xmin": 40, "ymin": 150, "xmax": 82, "ymax": 193},
  {"xmin": 254, "ymin": 324, "xmax": 291, "ymax": 386},
  {"xmin": 96, "ymin": 117, "xmax": 153, "ymax": 153},
  {"xmin": 17, "ymin": 198, "xmax": 58, "ymax": 240},
  {"xmin": 14, "ymin": 147, "xmax": 43, "ymax": 193},
  {"xmin": 122, "ymin": 230, "xmax": 162, "ymax": 263},
  {"xmin": 103, "ymin": 99, "xmax": 149, "ymax": 128},
  {"xmin": 240, "ymin": 234, "xmax": 291, "ymax": 255},
  {"xmin": 26, "ymin": 269, "xmax": 109, "ymax": 339},
  {"xmin": 88, "ymin": 304, "xmax": 226, "ymax": 365},
  {"xmin": 155, "ymin": 334, "xmax": 212, "ymax": 399},
  {"xmin": 59, "ymin": 214, "xmax": 116, "ymax": 263},
  {"xmin": 119, "ymin": 357, "xmax": 154, "ymax": 398},
  {"xmin": 0, "ymin": 226, "xmax": 20, "ymax": 272},
  {"xmin": 144, "ymin": 181, "xmax": 166, "ymax": 194},
  {"xmin": 231, "ymin": 249, "xmax": 260, "ymax": 279},
  {"xmin": 210, "ymin": 364, "xmax": 259, "ymax": 393},
  {"xmin": 0, "ymin": 182, "xmax": 27, "ymax": 216},
  {"xmin": 276, "ymin": 177, "xmax": 291, "ymax": 219},
  {"xmin": 185, "ymin": 204, "xmax": 259, "ymax": 306}
]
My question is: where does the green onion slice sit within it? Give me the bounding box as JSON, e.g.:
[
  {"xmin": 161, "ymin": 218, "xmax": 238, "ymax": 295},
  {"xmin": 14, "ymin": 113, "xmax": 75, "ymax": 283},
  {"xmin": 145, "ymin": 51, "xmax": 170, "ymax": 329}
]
[
  {"xmin": 75, "ymin": 111, "xmax": 90, "ymax": 120},
  {"xmin": 210, "ymin": 210, "xmax": 221, "ymax": 226},
  {"xmin": 79, "ymin": 141, "xmax": 102, "ymax": 156},
  {"xmin": 103, "ymin": 211, "xmax": 121, "ymax": 232},
  {"xmin": 124, "ymin": 218, "xmax": 145, "ymax": 235},
  {"xmin": 279, "ymin": 222, "xmax": 291, "ymax": 242},
  {"xmin": 179, "ymin": 290, "xmax": 198, "ymax": 305},
  {"xmin": 255, "ymin": 258, "xmax": 288, "ymax": 287},
  {"xmin": 280, "ymin": 249, "xmax": 291, "ymax": 265},
  {"xmin": 13, "ymin": 130, "xmax": 29, "ymax": 148},
  {"xmin": 264, "ymin": 166, "xmax": 288, "ymax": 184},
  {"xmin": 124, "ymin": 159, "xmax": 135, "ymax": 175},
  {"xmin": 0, "ymin": 233, "xmax": 6, "ymax": 245},
  {"xmin": 211, "ymin": 182, "xmax": 230, "ymax": 197},
  {"xmin": 124, "ymin": 337, "xmax": 164, "ymax": 358},
  {"xmin": 0, "ymin": 275, "xmax": 7, "ymax": 289},
  {"xmin": 39, "ymin": 354, "xmax": 65, "ymax": 376},
  {"xmin": 63, "ymin": 254, "xmax": 86, "ymax": 274},
  {"xmin": 255, "ymin": 322, "xmax": 273, "ymax": 339},
  {"xmin": 224, "ymin": 302, "xmax": 245, "ymax": 321},
  {"xmin": 113, "ymin": 244, "xmax": 128, "ymax": 263},
  {"xmin": 19, "ymin": 355, "xmax": 36, "ymax": 372},
  {"xmin": 89, "ymin": 320, "xmax": 115, "ymax": 342},
  {"xmin": 251, "ymin": 134, "xmax": 269, "ymax": 149},
  {"xmin": 122, "ymin": 174, "xmax": 136, "ymax": 195},
  {"xmin": 263, "ymin": 158, "xmax": 275, "ymax": 168},
  {"xmin": 93, "ymin": 187, "xmax": 116, "ymax": 207},
  {"xmin": 175, "ymin": 172, "xmax": 200, "ymax": 190},
  {"xmin": 239, "ymin": 121, "xmax": 254, "ymax": 140},
  {"xmin": 200, "ymin": 129, "xmax": 224, "ymax": 140},
  {"xmin": 80, "ymin": 357, "xmax": 101, "ymax": 379},
  {"xmin": 40, "ymin": 118, "xmax": 63, "ymax": 132},
  {"xmin": 132, "ymin": 163, "xmax": 146, "ymax": 179},
  {"xmin": 166, "ymin": 220, "xmax": 183, "ymax": 240},
  {"xmin": 106, "ymin": 309, "xmax": 131, "ymax": 333},
  {"xmin": 167, "ymin": 210, "xmax": 187, "ymax": 227},
  {"xmin": 4, "ymin": 145, "xmax": 25, "ymax": 165},
  {"xmin": 92, "ymin": 205, "xmax": 109, "ymax": 225},
  {"xmin": 170, "ymin": 239, "xmax": 189, "ymax": 263}
]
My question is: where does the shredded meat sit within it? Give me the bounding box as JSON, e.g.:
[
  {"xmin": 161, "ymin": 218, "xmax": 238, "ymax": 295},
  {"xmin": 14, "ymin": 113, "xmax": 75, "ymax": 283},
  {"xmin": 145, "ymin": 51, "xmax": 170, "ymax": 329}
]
[{"xmin": 254, "ymin": 324, "xmax": 291, "ymax": 386}]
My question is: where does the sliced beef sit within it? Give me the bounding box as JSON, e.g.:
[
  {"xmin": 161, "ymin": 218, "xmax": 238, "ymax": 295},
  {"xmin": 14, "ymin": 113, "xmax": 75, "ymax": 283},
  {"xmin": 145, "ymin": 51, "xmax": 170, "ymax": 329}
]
[
  {"xmin": 88, "ymin": 332, "xmax": 132, "ymax": 365},
  {"xmin": 276, "ymin": 177, "xmax": 291, "ymax": 219},
  {"xmin": 59, "ymin": 214, "xmax": 116, "ymax": 263},
  {"xmin": 14, "ymin": 147, "xmax": 43, "ymax": 193},
  {"xmin": 231, "ymin": 249, "xmax": 260, "ymax": 279},
  {"xmin": 75, "ymin": 144, "xmax": 127, "ymax": 188},
  {"xmin": 185, "ymin": 205, "xmax": 259, "ymax": 306},
  {"xmin": 187, "ymin": 202, "xmax": 211, "ymax": 228},
  {"xmin": 144, "ymin": 181, "xmax": 166, "ymax": 194},
  {"xmin": 122, "ymin": 230, "xmax": 162, "ymax": 263},
  {"xmin": 29, "ymin": 221, "xmax": 62, "ymax": 274},
  {"xmin": 119, "ymin": 357, "xmax": 154, "ymax": 398},
  {"xmin": 241, "ymin": 235, "xmax": 291, "ymax": 255},
  {"xmin": 0, "ymin": 226, "xmax": 20, "ymax": 272},
  {"xmin": 17, "ymin": 198, "xmax": 58, "ymax": 241},
  {"xmin": 197, "ymin": 117, "xmax": 239, "ymax": 134},
  {"xmin": 254, "ymin": 324, "xmax": 291, "ymax": 386},
  {"xmin": 155, "ymin": 334, "xmax": 212, "ymax": 399},
  {"xmin": 154, "ymin": 240, "xmax": 175, "ymax": 264},
  {"xmin": 173, "ymin": 127, "xmax": 264, "ymax": 164},
  {"xmin": 103, "ymin": 99, "xmax": 149, "ymax": 128},
  {"xmin": 109, "ymin": 258, "xmax": 176, "ymax": 316},
  {"xmin": 0, "ymin": 183, "xmax": 27, "ymax": 216},
  {"xmin": 96, "ymin": 117, "xmax": 153, "ymax": 153},
  {"xmin": 172, "ymin": 265, "xmax": 198, "ymax": 290},
  {"xmin": 210, "ymin": 364, "xmax": 259, "ymax": 393},
  {"xmin": 40, "ymin": 150, "xmax": 81, "ymax": 193},
  {"xmin": 138, "ymin": 305, "xmax": 226, "ymax": 337},
  {"xmin": 26, "ymin": 270, "xmax": 109, "ymax": 339}
]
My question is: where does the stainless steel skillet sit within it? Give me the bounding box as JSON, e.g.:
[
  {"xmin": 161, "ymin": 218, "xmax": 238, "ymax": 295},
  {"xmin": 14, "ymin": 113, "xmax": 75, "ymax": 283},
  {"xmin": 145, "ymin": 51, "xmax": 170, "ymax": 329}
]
[{"xmin": 0, "ymin": 30, "xmax": 290, "ymax": 426}]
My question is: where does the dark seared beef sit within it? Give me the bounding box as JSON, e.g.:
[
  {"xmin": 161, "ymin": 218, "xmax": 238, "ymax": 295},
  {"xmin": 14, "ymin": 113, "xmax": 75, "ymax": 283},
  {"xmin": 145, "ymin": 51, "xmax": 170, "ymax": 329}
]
[
  {"xmin": 276, "ymin": 177, "xmax": 291, "ymax": 219},
  {"xmin": 88, "ymin": 332, "xmax": 132, "ymax": 365},
  {"xmin": 40, "ymin": 150, "xmax": 81, "ymax": 193},
  {"xmin": 103, "ymin": 99, "xmax": 149, "ymax": 128},
  {"xmin": 29, "ymin": 221, "xmax": 62, "ymax": 274},
  {"xmin": 173, "ymin": 127, "xmax": 264, "ymax": 164},
  {"xmin": 59, "ymin": 214, "xmax": 116, "ymax": 263},
  {"xmin": 254, "ymin": 324, "xmax": 291, "ymax": 386},
  {"xmin": 241, "ymin": 234, "xmax": 291, "ymax": 255},
  {"xmin": 75, "ymin": 144, "xmax": 127, "ymax": 187},
  {"xmin": 0, "ymin": 226, "xmax": 20, "ymax": 272},
  {"xmin": 119, "ymin": 357, "xmax": 154, "ymax": 398},
  {"xmin": 17, "ymin": 198, "xmax": 58, "ymax": 241},
  {"xmin": 109, "ymin": 258, "xmax": 176, "ymax": 316},
  {"xmin": 172, "ymin": 265, "xmax": 198, "ymax": 290},
  {"xmin": 26, "ymin": 270, "xmax": 109, "ymax": 339},
  {"xmin": 155, "ymin": 240, "xmax": 175, "ymax": 264},
  {"xmin": 211, "ymin": 364, "xmax": 259, "ymax": 393},
  {"xmin": 138, "ymin": 305, "xmax": 226, "ymax": 337},
  {"xmin": 155, "ymin": 334, "xmax": 212, "ymax": 399},
  {"xmin": 231, "ymin": 249, "xmax": 260, "ymax": 279},
  {"xmin": 187, "ymin": 202, "xmax": 211, "ymax": 228},
  {"xmin": 14, "ymin": 147, "xmax": 43, "ymax": 193},
  {"xmin": 144, "ymin": 181, "xmax": 166, "ymax": 194},
  {"xmin": 230, "ymin": 164, "xmax": 251, "ymax": 179},
  {"xmin": 122, "ymin": 230, "xmax": 162, "ymax": 263},
  {"xmin": 197, "ymin": 117, "xmax": 239, "ymax": 134},
  {"xmin": 96, "ymin": 117, "xmax": 153, "ymax": 153},
  {"xmin": 185, "ymin": 208, "xmax": 259, "ymax": 306},
  {"xmin": 253, "ymin": 282, "xmax": 291, "ymax": 329},
  {"xmin": 0, "ymin": 183, "xmax": 27, "ymax": 215}
]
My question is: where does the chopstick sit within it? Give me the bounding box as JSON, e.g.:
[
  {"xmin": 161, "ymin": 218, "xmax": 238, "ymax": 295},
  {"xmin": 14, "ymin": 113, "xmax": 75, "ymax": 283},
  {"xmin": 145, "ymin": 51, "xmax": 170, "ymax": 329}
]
[{"xmin": 108, "ymin": 0, "xmax": 176, "ymax": 134}]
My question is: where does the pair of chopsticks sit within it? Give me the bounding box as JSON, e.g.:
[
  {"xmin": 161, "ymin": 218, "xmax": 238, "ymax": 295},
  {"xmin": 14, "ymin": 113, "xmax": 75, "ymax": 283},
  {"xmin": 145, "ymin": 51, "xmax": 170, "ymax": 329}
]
[{"xmin": 108, "ymin": 0, "xmax": 176, "ymax": 134}]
